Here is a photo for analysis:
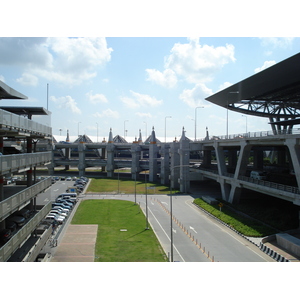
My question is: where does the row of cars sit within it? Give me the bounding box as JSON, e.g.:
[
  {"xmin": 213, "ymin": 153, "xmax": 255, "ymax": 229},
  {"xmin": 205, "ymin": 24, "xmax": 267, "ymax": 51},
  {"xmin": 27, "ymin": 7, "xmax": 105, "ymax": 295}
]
[
  {"xmin": 45, "ymin": 193, "xmax": 78, "ymax": 225},
  {"xmin": 0, "ymin": 208, "xmax": 32, "ymax": 245}
]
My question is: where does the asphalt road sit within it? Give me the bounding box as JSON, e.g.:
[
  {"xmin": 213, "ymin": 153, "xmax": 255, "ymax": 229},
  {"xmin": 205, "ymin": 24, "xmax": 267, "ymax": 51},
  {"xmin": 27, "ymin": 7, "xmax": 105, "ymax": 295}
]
[
  {"xmin": 82, "ymin": 192, "xmax": 275, "ymax": 262},
  {"xmin": 38, "ymin": 180, "xmax": 274, "ymax": 262}
]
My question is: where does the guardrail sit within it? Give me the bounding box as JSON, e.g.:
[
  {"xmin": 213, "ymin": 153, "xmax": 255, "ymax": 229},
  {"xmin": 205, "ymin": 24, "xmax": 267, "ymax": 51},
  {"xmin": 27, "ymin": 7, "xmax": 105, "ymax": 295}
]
[
  {"xmin": 0, "ymin": 177, "xmax": 52, "ymax": 221},
  {"xmin": 196, "ymin": 128, "xmax": 300, "ymax": 142},
  {"xmin": 197, "ymin": 167, "xmax": 300, "ymax": 194},
  {"xmin": 0, "ymin": 201, "xmax": 52, "ymax": 262},
  {"xmin": 22, "ymin": 226, "xmax": 52, "ymax": 262},
  {"xmin": 0, "ymin": 151, "xmax": 52, "ymax": 174},
  {"xmin": 0, "ymin": 108, "xmax": 52, "ymax": 137}
]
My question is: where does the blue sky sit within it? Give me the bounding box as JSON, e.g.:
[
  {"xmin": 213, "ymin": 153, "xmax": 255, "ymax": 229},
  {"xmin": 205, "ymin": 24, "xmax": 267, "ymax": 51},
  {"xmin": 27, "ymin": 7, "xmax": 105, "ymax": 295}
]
[{"xmin": 0, "ymin": 3, "xmax": 299, "ymax": 143}]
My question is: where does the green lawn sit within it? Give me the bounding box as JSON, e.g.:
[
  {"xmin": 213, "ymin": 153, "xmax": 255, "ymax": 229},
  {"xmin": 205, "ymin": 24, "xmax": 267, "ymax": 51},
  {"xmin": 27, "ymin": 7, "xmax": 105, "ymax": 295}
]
[
  {"xmin": 87, "ymin": 177, "xmax": 178, "ymax": 194},
  {"xmin": 193, "ymin": 198, "xmax": 278, "ymax": 237},
  {"xmin": 72, "ymin": 199, "xmax": 168, "ymax": 262}
]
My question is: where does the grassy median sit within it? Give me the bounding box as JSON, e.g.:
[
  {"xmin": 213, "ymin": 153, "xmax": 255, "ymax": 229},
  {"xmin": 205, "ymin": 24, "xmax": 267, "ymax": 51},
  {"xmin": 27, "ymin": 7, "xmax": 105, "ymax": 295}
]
[
  {"xmin": 87, "ymin": 177, "xmax": 178, "ymax": 194},
  {"xmin": 72, "ymin": 199, "xmax": 168, "ymax": 262}
]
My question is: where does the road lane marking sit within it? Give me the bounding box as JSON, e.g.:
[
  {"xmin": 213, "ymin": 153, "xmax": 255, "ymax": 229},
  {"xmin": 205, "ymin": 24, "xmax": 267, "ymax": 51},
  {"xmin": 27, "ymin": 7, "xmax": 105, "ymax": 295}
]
[{"xmin": 147, "ymin": 205, "xmax": 185, "ymax": 262}]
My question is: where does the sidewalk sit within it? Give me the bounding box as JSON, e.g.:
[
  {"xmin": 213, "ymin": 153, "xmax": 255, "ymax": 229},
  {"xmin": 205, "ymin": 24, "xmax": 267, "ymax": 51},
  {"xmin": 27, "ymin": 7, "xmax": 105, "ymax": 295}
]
[{"xmin": 50, "ymin": 224, "xmax": 98, "ymax": 262}]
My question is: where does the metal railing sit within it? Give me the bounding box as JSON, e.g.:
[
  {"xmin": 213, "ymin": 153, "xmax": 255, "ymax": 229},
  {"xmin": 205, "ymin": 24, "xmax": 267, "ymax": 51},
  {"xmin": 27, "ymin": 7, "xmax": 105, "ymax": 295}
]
[
  {"xmin": 196, "ymin": 128, "xmax": 300, "ymax": 142},
  {"xmin": 0, "ymin": 177, "xmax": 52, "ymax": 221},
  {"xmin": 0, "ymin": 108, "xmax": 52, "ymax": 137},
  {"xmin": 0, "ymin": 151, "xmax": 52, "ymax": 174},
  {"xmin": 197, "ymin": 167, "xmax": 300, "ymax": 195},
  {"xmin": 0, "ymin": 201, "xmax": 52, "ymax": 262}
]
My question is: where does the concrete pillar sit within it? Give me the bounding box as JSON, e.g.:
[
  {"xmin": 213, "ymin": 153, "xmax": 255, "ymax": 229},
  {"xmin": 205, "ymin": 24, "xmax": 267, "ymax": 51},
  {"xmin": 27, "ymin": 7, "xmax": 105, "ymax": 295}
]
[
  {"xmin": 285, "ymin": 138, "xmax": 300, "ymax": 188},
  {"xmin": 228, "ymin": 141, "xmax": 252, "ymax": 204},
  {"xmin": 214, "ymin": 141, "xmax": 227, "ymax": 176},
  {"xmin": 160, "ymin": 143, "xmax": 170, "ymax": 185},
  {"xmin": 106, "ymin": 143, "xmax": 115, "ymax": 178},
  {"xmin": 170, "ymin": 140, "xmax": 180, "ymax": 190},
  {"xmin": 179, "ymin": 127, "xmax": 190, "ymax": 193},
  {"xmin": 149, "ymin": 127, "xmax": 158, "ymax": 182},
  {"xmin": 131, "ymin": 143, "xmax": 141, "ymax": 180},
  {"xmin": 78, "ymin": 142, "xmax": 86, "ymax": 176}
]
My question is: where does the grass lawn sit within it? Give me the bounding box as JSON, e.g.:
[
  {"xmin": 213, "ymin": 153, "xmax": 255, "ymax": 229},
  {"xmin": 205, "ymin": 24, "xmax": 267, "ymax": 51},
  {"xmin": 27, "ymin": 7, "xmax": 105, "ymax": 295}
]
[
  {"xmin": 72, "ymin": 199, "xmax": 168, "ymax": 262},
  {"xmin": 193, "ymin": 198, "xmax": 278, "ymax": 237},
  {"xmin": 87, "ymin": 177, "xmax": 178, "ymax": 194}
]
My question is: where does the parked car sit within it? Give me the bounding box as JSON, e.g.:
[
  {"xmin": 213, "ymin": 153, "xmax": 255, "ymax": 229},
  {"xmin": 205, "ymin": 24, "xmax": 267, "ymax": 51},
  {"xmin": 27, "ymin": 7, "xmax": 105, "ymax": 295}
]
[
  {"xmin": 66, "ymin": 177, "xmax": 72, "ymax": 181},
  {"xmin": 52, "ymin": 202, "xmax": 72, "ymax": 210},
  {"xmin": 5, "ymin": 220, "xmax": 17, "ymax": 233},
  {"xmin": 45, "ymin": 215, "xmax": 63, "ymax": 224},
  {"xmin": 7, "ymin": 216, "xmax": 26, "ymax": 227},
  {"xmin": 49, "ymin": 210, "xmax": 68, "ymax": 218},
  {"xmin": 15, "ymin": 208, "xmax": 31, "ymax": 219},
  {"xmin": 51, "ymin": 207, "xmax": 69, "ymax": 215},
  {"xmin": 52, "ymin": 206, "xmax": 70, "ymax": 214},
  {"xmin": 0, "ymin": 229, "xmax": 12, "ymax": 243}
]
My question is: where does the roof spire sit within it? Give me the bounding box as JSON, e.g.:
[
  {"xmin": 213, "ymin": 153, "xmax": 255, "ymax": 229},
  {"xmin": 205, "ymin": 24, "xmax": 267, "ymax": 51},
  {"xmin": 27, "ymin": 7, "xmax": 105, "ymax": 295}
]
[
  {"xmin": 150, "ymin": 126, "xmax": 156, "ymax": 144},
  {"xmin": 108, "ymin": 128, "xmax": 113, "ymax": 143}
]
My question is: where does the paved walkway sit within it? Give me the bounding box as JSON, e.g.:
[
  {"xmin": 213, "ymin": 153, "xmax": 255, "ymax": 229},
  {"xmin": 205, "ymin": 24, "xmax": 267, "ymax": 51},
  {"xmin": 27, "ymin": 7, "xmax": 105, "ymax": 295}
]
[{"xmin": 50, "ymin": 224, "xmax": 98, "ymax": 262}]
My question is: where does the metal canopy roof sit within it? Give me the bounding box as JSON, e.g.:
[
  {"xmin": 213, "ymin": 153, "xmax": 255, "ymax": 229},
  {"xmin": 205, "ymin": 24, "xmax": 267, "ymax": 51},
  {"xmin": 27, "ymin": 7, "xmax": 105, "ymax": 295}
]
[
  {"xmin": 0, "ymin": 81, "xmax": 27, "ymax": 100},
  {"xmin": 205, "ymin": 52, "xmax": 300, "ymax": 118},
  {"xmin": 0, "ymin": 106, "xmax": 50, "ymax": 118}
]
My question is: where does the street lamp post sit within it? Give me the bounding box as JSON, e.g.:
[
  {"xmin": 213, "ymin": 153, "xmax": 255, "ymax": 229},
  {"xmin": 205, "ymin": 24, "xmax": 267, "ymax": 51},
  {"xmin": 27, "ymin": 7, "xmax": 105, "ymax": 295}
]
[
  {"xmin": 96, "ymin": 122, "xmax": 98, "ymax": 143},
  {"xmin": 124, "ymin": 120, "xmax": 128, "ymax": 138},
  {"xmin": 195, "ymin": 106, "xmax": 204, "ymax": 141},
  {"xmin": 165, "ymin": 116, "xmax": 172, "ymax": 143},
  {"xmin": 145, "ymin": 171, "xmax": 149, "ymax": 230},
  {"xmin": 78, "ymin": 122, "xmax": 81, "ymax": 137},
  {"xmin": 242, "ymin": 115, "xmax": 248, "ymax": 134}
]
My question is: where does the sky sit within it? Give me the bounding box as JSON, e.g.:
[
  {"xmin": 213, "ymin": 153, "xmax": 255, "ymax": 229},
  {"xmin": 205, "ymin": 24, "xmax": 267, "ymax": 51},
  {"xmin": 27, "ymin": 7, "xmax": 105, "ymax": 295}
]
[{"xmin": 0, "ymin": 3, "xmax": 300, "ymax": 144}]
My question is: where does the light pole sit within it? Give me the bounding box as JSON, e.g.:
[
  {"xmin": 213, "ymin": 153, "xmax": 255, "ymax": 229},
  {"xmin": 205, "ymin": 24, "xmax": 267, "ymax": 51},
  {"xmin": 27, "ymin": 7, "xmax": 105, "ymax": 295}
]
[
  {"xmin": 78, "ymin": 122, "xmax": 81, "ymax": 137},
  {"xmin": 165, "ymin": 116, "xmax": 172, "ymax": 143},
  {"xmin": 145, "ymin": 171, "xmax": 149, "ymax": 230},
  {"xmin": 124, "ymin": 120, "xmax": 128, "ymax": 138},
  {"xmin": 242, "ymin": 115, "xmax": 248, "ymax": 134},
  {"xmin": 96, "ymin": 122, "xmax": 98, "ymax": 143},
  {"xmin": 143, "ymin": 121, "xmax": 147, "ymax": 140},
  {"xmin": 195, "ymin": 106, "xmax": 204, "ymax": 141}
]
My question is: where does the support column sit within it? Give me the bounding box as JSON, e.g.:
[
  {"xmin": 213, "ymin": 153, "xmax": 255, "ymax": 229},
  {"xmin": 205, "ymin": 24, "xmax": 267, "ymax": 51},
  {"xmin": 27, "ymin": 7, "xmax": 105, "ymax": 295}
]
[
  {"xmin": 285, "ymin": 138, "xmax": 300, "ymax": 188},
  {"xmin": 106, "ymin": 143, "xmax": 115, "ymax": 178},
  {"xmin": 131, "ymin": 143, "xmax": 141, "ymax": 180},
  {"xmin": 78, "ymin": 142, "xmax": 86, "ymax": 177},
  {"xmin": 160, "ymin": 143, "xmax": 170, "ymax": 185},
  {"xmin": 149, "ymin": 127, "xmax": 158, "ymax": 182},
  {"xmin": 228, "ymin": 141, "xmax": 252, "ymax": 204},
  {"xmin": 170, "ymin": 140, "xmax": 180, "ymax": 190},
  {"xmin": 179, "ymin": 127, "xmax": 190, "ymax": 193}
]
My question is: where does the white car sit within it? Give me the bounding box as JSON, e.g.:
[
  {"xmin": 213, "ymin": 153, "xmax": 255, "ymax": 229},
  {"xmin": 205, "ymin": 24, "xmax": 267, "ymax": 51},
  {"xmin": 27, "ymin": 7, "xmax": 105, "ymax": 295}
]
[
  {"xmin": 45, "ymin": 214, "xmax": 64, "ymax": 224},
  {"xmin": 49, "ymin": 210, "xmax": 68, "ymax": 218}
]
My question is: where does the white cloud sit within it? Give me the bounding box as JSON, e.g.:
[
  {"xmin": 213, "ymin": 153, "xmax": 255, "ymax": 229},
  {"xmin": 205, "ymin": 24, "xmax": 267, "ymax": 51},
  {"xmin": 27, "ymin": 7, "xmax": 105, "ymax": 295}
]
[
  {"xmin": 146, "ymin": 68, "xmax": 177, "ymax": 88},
  {"xmin": 260, "ymin": 37, "xmax": 294, "ymax": 49},
  {"xmin": 0, "ymin": 37, "xmax": 113, "ymax": 86},
  {"xmin": 93, "ymin": 108, "xmax": 119, "ymax": 119},
  {"xmin": 0, "ymin": 75, "xmax": 5, "ymax": 82},
  {"xmin": 16, "ymin": 73, "xmax": 39, "ymax": 86},
  {"xmin": 254, "ymin": 60, "xmax": 276, "ymax": 73},
  {"xmin": 179, "ymin": 83, "xmax": 212, "ymax": 108},
  {"xmin": 86, "ymin": 91, "xmax": 108, "ymax": 104},
  {"xmin": 50, "ymin": 95, "xmax": 81, "ymax": 114},
  {"xmin": 164, "ymin": 37, "xmax": 236, "ymax": 83},
  {"xmin": 120, "ymin": 90, "xmax": 163, "ymax": 108},
  {"xmin": 135, "ymin": 112, "xmax": 152, "ymax": 118}
]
